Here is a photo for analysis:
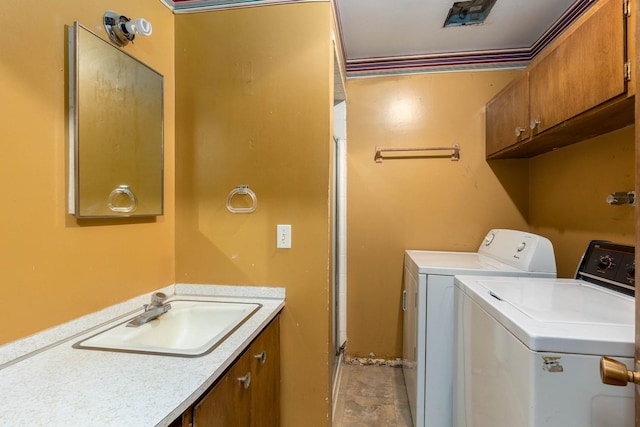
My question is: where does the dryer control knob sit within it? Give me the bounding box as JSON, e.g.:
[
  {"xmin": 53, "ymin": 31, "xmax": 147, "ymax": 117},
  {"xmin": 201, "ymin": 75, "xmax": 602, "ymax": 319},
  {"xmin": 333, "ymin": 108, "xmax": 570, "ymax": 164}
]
[
  {"xmin": 484, "ymin": 232, "xmax": 495, "ymax": 246},
  {"xmin": 597, "ymin": 255, "xmax": 615, "ymax": 271},
  {"xmin": 626, "ymin": 265, "xmax": 635, "ymax": 282},
  {"xmin": 517, "ymin": 242, "xmax": 526, "ymax": 252}
]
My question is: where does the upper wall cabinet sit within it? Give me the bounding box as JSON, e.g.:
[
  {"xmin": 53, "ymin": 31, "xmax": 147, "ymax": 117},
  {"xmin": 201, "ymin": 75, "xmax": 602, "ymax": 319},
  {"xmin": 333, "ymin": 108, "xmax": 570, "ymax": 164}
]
[
  {"xmin": 529, "ymin": 0, "xmax": 625, "ymax": 134},
  {"xmin": 486, "ymin": 74, "xmax": 530, "ymax": 154},
  {"xmin": 486, "ymin": 0, "xmax": 634, "ymax": 159}
]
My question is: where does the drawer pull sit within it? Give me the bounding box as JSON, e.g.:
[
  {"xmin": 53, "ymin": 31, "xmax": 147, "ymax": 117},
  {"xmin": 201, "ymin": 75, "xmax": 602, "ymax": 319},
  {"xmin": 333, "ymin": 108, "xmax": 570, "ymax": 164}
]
[
  {"xmin": 254, "ymin": 351, "xmax": 267, "ymax": 364},
  {"xmin": 237, "ymin": 372, "xmax": 251, "ymax": 389},
  {"xmin": 530, "ymin": 119, "xmax": 541, "ymax": 130}
]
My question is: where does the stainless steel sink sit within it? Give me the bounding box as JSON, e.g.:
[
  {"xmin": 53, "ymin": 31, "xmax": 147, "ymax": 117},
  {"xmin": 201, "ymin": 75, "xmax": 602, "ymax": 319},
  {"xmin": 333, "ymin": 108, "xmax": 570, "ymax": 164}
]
[{"xmin": 73, "ymin": 300, "xmax": 261, "ymax": 357}]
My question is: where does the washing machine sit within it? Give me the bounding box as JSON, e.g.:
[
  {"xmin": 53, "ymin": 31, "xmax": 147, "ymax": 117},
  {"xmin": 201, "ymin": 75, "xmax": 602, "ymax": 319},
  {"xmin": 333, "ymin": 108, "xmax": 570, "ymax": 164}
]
[
  {"xmin": 453, "ymin": 240, "xmax": 635, "ymax": 427},
  {"xmin": 403, "ymin": 229, "xmax": 557, "ymax": 427}
]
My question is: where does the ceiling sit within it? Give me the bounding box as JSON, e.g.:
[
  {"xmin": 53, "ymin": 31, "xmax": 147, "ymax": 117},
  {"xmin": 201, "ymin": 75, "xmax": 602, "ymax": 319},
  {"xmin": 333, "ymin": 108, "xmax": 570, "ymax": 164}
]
[
  {"xmin": 336, "ymin": 0, "xmax": 591, "ymax": 76},
  {"xmin": 171, "ymin": 0, "xmax": 595, "ymax": 77}
]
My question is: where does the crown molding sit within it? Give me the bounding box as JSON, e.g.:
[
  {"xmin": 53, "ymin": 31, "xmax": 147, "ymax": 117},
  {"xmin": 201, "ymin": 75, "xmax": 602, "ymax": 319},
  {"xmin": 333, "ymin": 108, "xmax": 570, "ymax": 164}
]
[{"xmin": 166, "ymin": 0, "xmax": 595, "ymax": 77}]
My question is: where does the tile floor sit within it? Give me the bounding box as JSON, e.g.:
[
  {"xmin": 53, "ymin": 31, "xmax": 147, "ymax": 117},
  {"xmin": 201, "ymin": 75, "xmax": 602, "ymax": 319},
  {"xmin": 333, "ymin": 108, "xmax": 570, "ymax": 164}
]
[{"xmin": 333, "ymin": 363, "xmax": 413, "ymax": 427}]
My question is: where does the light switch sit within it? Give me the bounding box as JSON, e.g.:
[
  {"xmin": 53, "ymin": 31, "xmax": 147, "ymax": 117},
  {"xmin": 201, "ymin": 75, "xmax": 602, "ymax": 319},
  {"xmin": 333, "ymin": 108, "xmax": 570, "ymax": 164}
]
[{"xmin": 277, "ymin": 224, "xmax": 292, "ymax": 249}]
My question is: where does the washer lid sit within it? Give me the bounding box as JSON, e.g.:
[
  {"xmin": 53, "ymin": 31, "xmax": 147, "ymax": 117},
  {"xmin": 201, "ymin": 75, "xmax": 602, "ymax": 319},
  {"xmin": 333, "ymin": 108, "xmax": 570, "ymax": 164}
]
[
  {"xmin": 455, "ymin": 276, "xmax": 634, "ymax": 356},
  {"xmin": 405, "ymin": 251, "xmax": 555, "ymax": 277}
]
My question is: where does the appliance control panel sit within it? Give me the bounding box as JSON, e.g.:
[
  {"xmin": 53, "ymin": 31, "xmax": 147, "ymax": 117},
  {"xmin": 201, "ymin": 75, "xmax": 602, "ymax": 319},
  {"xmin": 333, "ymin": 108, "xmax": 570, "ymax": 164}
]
[
  {"xmin": 478, "ymin": 229, "xmax": 556, "ymax": 273},
  {"xmin": 576, "ymin": 241, "xmax": 635, "ymax": 296}
]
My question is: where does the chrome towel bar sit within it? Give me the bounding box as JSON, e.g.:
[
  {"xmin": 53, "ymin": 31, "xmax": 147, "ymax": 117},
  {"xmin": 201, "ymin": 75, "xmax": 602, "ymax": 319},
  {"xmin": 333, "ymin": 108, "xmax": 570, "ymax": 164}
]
[{"xmin": 374, "ymin": 144, "xmax": 460, "ymax": 163}]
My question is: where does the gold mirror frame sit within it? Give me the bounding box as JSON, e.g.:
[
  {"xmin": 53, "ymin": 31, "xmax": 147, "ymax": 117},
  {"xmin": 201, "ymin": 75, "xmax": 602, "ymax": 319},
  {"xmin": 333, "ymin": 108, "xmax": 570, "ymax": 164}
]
[{"xmin": 68, "ymin": 22, "xmax": 164, "ymax": 218}]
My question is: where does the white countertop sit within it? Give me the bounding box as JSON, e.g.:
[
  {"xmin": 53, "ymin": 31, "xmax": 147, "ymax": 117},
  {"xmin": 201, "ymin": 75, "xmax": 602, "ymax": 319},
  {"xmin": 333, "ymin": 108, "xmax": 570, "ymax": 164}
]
[{"xmin": 0, "ymin": 284, "xmax": 285, "ymax": 426}]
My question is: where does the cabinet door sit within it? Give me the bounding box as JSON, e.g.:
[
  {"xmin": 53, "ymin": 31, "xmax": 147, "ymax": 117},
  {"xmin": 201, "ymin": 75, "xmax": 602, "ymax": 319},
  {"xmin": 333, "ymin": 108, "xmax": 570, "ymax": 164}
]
[
  {"xmin": 190, "ymin": 317, "xmax": 281, "ymax": 427},
  {"xmin": 529, "ymin": 0, "xmax": 626, "ymax": 134},
  {"xmin": 485, "ymin": 74, "xmax": 530, "ymax": 156},
  {"xmin": 193, "ymin": 354, "xmax": 252, "ymax": 427},
  {"xmin": 250, "ymin": 317, "xmax": 280, "ymax": 427}
]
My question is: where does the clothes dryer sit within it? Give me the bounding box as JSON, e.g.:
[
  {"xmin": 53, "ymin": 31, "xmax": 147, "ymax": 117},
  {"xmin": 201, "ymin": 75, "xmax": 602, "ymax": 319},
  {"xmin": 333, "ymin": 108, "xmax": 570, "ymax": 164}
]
[{"xmin": 453, "ymin": 240, "xmax": 635, "ymax": 427}]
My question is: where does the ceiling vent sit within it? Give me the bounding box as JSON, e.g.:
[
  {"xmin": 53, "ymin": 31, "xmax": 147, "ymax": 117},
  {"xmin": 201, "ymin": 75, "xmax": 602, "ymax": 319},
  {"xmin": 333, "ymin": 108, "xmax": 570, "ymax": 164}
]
[{"xmin": 444, "ymin": 0, "xmax": 497, "ymax": 27}]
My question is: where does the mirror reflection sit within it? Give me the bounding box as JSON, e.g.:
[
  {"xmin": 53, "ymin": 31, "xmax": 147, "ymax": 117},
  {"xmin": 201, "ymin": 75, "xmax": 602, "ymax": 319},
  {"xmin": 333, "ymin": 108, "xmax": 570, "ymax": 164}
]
[{"xmin": 69, "ymin": 23, "xmax": 164, "ymax": 218}]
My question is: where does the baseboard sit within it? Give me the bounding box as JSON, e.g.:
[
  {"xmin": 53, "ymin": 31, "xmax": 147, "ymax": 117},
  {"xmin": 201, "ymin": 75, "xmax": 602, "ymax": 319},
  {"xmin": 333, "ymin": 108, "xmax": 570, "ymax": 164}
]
[
  {"xmin": 332, "ymin": 350, "xmax": 345, "ymax": 421},
  {"xmin": 343, "ymin": 353, "xmax": 403, "ymax": 367}
]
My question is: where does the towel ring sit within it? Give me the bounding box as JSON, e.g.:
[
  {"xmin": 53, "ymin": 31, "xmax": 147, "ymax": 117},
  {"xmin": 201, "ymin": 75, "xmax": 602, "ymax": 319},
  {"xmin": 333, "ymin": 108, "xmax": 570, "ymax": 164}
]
[
  {"xmin": 108, "ymin": 185, "xmax": 137, "ymax": 213},
  {"xmin": 226, "ymin": 185, "xmax": 257, "ymax": 213}
]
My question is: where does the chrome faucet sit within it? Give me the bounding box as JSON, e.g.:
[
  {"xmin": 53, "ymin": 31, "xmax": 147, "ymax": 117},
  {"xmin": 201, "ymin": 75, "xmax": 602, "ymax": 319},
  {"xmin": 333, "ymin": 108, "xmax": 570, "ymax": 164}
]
[{"xmin": 126, "ymin": 292, "xmax": 172, "ymax": 327}]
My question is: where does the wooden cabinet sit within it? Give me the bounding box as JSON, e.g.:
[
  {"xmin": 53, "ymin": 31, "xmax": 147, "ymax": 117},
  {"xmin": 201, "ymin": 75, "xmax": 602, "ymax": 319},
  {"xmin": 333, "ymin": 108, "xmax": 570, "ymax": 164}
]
[
  {"xmin": 485, "ymin": 74, "xmax": 530, "ymax": 154},
  {"xmin": 486, "ymin": 0, "xmax": 633, "ymax": 159},
  {"xmin": 249, "ymin": 317, "xmax": 281, "ymax": 427},
  {"xmin": 193, "ymin": 351, "xmax": 253, "ymax": 426},
  {"xmin": 528, "ymin": 0, "xmax": 626, "ymax": 135},
  {"xmin": 174, "ymin": 316, "xmax": 280, "ymax": 427}
]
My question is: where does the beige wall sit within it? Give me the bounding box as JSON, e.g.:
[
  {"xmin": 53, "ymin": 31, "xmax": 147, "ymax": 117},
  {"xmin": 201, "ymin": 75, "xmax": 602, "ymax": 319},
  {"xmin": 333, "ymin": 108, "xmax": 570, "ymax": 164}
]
[
  {"xmin": 346, "ymin": 71, "xmax": 635, "ymax": 359},
  {"xmin": 175, "ymin": 3, "xmax": 333, "ymax": 426},
  {"xmin": 529, "ymin": 126, "xmax": 635, "ymax": 277},
  {"xmin": 0, "ymin": 0, "xmax": 175, "ymax": 345},
  {"xmin": 346, "ymin": 71, "xmax": 530, "ymax": 358}
]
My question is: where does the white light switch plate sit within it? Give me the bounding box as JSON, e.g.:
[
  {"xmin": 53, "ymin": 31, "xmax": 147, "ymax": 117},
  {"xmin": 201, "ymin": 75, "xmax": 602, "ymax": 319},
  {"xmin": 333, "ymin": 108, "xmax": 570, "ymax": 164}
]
[{"xmin": 277, "ymin": 224, "xmax": 292, "ymax": 249}]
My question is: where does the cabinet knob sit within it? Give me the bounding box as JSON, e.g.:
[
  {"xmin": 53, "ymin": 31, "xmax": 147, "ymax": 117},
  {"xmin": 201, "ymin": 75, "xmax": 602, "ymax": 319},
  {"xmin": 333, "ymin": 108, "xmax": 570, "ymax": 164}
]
[
  {"xmin": 514, "ymin": 127, "xmax": 527, "ymax": 137},
  {"xmin": 530, "ymin": 119, "xmax": 541, "ymax": 130},
  {"xmin": 600, "ymin": 356, "xmax": 639, "ymax": 386},
  {"xmin": 237, "ymin": 372, "xmax": 251, "ymax": 389},
  {"xmin": 254, "ymin": 351, "xmax": 267, "ymax": 364}
]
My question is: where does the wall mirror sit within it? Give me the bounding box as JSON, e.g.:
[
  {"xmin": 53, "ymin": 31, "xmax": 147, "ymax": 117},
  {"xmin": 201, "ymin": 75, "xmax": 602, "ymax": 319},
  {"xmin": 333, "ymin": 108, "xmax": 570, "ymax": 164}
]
[{"xmin": 68, "ymin": 22, "xmax": 164, "ymax": 218}]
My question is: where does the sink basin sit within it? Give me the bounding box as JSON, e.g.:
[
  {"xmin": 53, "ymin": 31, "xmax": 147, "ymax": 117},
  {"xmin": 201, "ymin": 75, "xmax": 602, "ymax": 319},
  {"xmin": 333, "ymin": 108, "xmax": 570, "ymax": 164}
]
[{"xmin": 73, "ymin": 300, "xmax": 261, "ymax": 357}]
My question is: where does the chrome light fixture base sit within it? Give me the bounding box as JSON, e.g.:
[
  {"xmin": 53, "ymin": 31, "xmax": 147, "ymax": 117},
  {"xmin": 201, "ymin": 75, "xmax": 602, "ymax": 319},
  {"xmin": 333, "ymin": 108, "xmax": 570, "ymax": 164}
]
[
  {"xmin": 103, "ymin": 11, "xmax": 152, "ymax": 47},
  {"xmin": 104, "ymin": 11, "xmax": 133, "ymax": 47}
]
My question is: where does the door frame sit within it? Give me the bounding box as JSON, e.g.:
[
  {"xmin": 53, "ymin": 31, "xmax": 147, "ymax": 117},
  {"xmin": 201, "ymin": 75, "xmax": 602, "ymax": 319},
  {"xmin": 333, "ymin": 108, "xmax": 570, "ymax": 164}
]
[{"xmin": 634, "ymin": 0, "xmax": 640, "ymax": 422}]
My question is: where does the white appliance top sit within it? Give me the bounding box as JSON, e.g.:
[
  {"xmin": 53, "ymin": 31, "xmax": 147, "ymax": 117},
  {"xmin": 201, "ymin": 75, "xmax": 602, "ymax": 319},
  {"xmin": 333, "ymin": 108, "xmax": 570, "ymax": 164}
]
[
  {"xmin": 455, "ymin": 275, "xmax": 635, "ymax": 356},
  {"xmin": 406, "ymin": 251, "xmax": 527, "ymax": 275},
  {"xmin": 405, "ymin": 229, "xmax": 557, "ymax": 276}
]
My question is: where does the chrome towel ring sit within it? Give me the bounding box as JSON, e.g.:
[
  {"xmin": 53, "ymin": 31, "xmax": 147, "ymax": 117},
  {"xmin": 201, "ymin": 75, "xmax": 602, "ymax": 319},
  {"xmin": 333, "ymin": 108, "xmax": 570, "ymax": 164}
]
[{"xmin": 226, "ymin": 185, "xmax": 257, "ymax": 213}]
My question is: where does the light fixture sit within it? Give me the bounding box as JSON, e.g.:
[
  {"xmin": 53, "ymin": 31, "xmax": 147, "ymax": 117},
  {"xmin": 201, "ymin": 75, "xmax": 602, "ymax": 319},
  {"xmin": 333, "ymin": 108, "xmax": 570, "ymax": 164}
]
[{"xmin": 103, "ymin": 11, "xmax": 153, "ymax": 47}]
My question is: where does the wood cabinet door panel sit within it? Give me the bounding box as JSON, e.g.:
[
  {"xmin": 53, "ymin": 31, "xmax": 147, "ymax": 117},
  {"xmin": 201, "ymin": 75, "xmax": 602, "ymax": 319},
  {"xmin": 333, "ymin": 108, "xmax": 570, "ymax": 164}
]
[
  {"xmin": 486, "ymin": 74, "xmax": 529, "ymax": 156},
  {"xmin": 250, "ymin": 317, "xmax": 280, "ymax": 427},
  {"xmin": 529, "ymin": 0, "xmax": 625, "ymax": 133},
  {"xmin": 190, "ymin": 316, "xmax": 281, "ymax": 427},
  {"xmin": 194, "ymin": 355, "xmax": 252, "ymax": 427}
]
